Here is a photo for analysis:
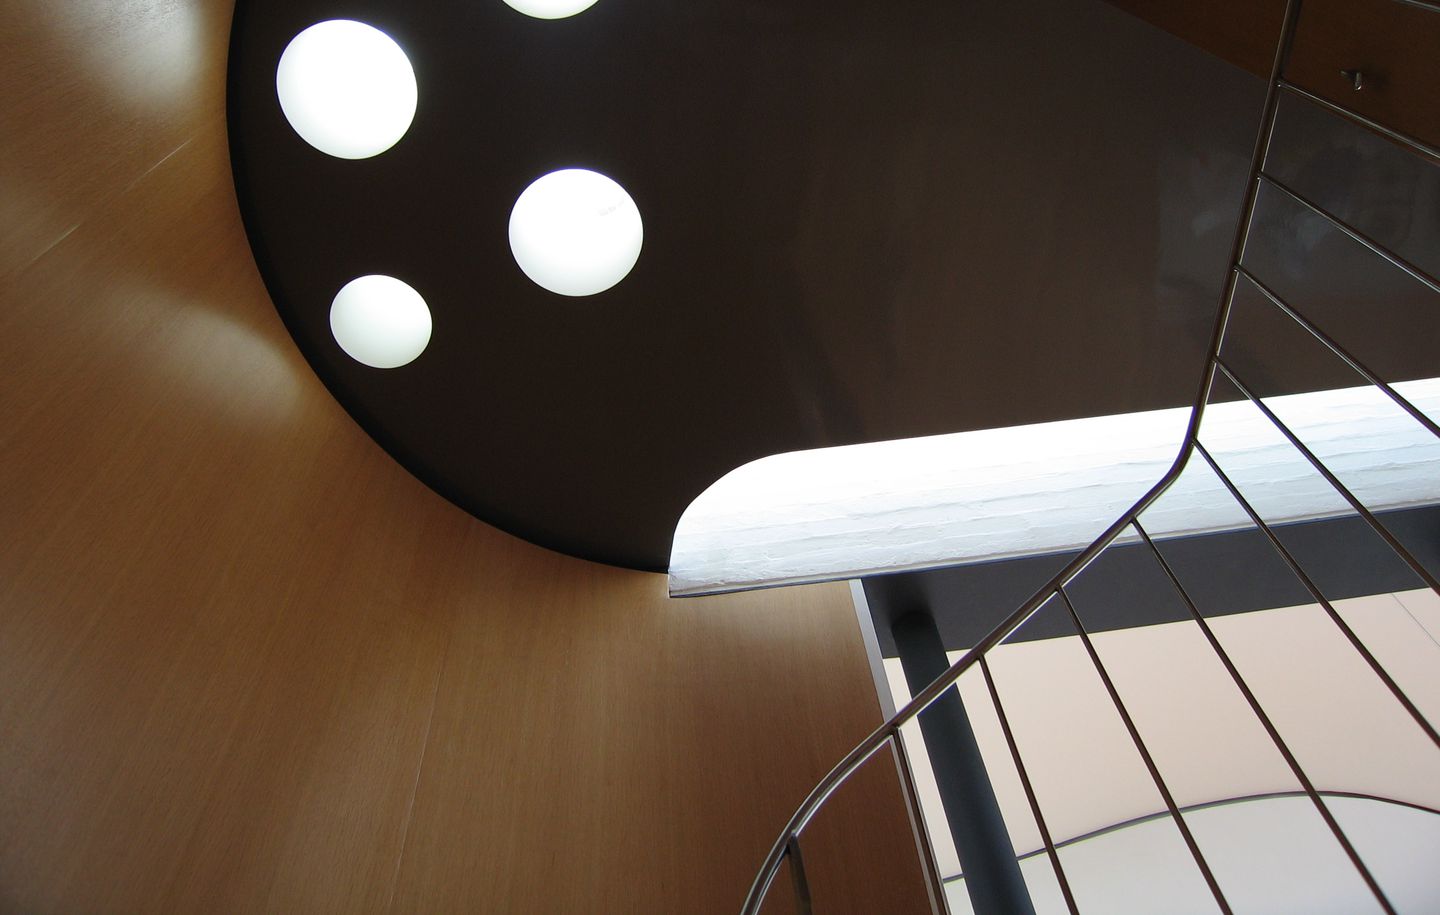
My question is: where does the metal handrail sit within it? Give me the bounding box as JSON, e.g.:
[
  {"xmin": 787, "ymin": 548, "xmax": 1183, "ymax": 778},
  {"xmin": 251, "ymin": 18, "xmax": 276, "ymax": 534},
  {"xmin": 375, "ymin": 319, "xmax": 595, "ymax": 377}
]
[{"xmin": 740, "ymin": 0, "xmax": 1440, "ymax": 909}]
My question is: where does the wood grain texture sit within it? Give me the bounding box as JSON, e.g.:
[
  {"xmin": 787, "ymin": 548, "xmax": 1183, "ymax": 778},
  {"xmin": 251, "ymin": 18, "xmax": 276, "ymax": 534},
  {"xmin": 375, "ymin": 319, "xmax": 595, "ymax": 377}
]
[
  {"xmin": 0, "ymin": 0, "xmax": 232, "ymax": 280},
  {"xmin": 1107, "ymin": 0, "xmax": 1440, "ymax": 154},
  {"xmin": 388, "ymin": 547, "xmax": 927, "ymax": 914},
  {"xmin": 0, "ymin": 1, "xmax": 928, "ymax": 912},
  {"xmin": 1101, "ymin": 0, "xmax": 1286, "ymax": 77},
  {"xmin": 1287, "ymin": 0, "xmax": 1440, "ymax": 152}
]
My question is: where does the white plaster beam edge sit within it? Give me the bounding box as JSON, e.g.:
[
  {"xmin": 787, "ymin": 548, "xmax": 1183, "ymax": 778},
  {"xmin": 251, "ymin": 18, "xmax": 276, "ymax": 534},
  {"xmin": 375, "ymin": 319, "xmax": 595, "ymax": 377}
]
[{"xmin": 669, "ymin": 380, "xmax": 1440, "ymax": 597}]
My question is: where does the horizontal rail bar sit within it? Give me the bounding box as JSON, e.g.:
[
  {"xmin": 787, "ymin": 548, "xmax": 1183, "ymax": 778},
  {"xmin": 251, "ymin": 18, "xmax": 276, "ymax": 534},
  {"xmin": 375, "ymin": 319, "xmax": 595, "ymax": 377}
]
[
  {"xmin": 1277, "ymin": 81, "xmax": 1440, "ymax": 166},
  {"xmin": 1234, "ymin": 266, "xmax": 1440, "ymax": 439},
  {"xmin": 1193, "ymin": 438, "xmax": 1440, "ymax": 748},
  {"xmin": 1216, "ymin": 360, "xmax": 1440, "ymax": 596},
  {"xmin": 1258, "ymin": 174, "xmax": 1440, "ymax": 297}
]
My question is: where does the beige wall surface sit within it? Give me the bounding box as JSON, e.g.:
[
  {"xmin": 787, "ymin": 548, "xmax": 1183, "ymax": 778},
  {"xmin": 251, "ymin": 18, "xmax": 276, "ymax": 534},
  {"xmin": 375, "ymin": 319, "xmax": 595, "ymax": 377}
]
[
  {"xmin": 888, "ymin": 591, "xmax": 1440, "ymax": 882},
  {"xmin": 0, "ymin": 3, "xmax": 926, "ymax": 911}
]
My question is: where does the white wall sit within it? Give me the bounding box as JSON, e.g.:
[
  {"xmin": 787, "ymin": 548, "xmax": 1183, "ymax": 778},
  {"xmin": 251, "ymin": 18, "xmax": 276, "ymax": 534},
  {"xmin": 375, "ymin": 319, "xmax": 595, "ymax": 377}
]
[
  {"xmin": 671, "ymin": 381, "xmax": 1440, "ymax": 595},
  {"xmin": 883, "ymin": 589, "xmax": 1440, "ymax": 910}
]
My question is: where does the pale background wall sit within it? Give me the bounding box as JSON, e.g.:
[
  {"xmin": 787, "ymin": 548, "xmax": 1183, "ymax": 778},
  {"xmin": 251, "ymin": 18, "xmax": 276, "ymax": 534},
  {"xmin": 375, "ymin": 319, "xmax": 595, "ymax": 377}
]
[
  {"xmin": 886, "ymin": 590, "xmax": 1440, "ymax": 910},
  {"xmin": 0, "ymin": 2, "xmax": 927, "ymax": 911}
]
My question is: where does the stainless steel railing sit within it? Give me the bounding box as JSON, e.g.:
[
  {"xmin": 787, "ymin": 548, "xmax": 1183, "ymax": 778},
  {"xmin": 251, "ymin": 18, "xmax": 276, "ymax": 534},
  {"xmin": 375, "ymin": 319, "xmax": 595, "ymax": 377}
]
[{"xmin": 741, "ymin": 0, "xmax": 1440, "ymax": 911}]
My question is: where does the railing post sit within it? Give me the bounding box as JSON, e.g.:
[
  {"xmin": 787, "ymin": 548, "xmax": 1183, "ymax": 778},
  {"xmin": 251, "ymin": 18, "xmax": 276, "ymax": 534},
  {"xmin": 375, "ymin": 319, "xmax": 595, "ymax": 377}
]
[{"xmin": 891, "ymin": 609, "xmax": 1034, "ymax": 915}]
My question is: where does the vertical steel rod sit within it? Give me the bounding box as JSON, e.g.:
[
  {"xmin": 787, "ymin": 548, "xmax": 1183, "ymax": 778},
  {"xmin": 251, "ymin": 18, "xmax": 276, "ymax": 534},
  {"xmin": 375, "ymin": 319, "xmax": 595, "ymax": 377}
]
[
  {"xmin": 892, "ymin": 610, "xmax": 1036, "ymax": 915},
  {"xmin": 890, "ymin": 735, "xmax": 952, "ymax": 915},
  {"xmin": 1056, "ymin": 587, "xmax": 1234, "ymax": 915},
  {"xmin": 1174, "ymin": 0, "xmax": 1307, "ymax": 433},
  {"xmin": 1233, "ymin": 266, "xmax": 1440, "ymax": 439},
  {"xmin": 786, "ymin": 836, "xmax": 813, "ymax": 915},
  {"xmin": 1276, "ymin": 81, "xmax": 1440, "ymax": 166},
  {"xmin": 1193, "ymin": 440, "xmax": 1440, "ymax": 748},
  {"xmin": 1131, "ymin": 519, "xmax": 1399, "ymax": 914},
  {"xmin": 977, "ymin": 656, "xmax": 1079, "ymax": 915},
  {"xmin": 1215, "ymin": 360, "xmax": 1440, "ymax": 596}
]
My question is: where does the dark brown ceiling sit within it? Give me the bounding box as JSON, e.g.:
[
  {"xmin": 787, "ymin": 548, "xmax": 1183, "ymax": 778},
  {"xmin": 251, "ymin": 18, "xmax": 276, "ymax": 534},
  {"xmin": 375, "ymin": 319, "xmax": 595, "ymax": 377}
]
[{"xmin": 228, "ymin": 0, "xmax": 1440, "ymax": 571}]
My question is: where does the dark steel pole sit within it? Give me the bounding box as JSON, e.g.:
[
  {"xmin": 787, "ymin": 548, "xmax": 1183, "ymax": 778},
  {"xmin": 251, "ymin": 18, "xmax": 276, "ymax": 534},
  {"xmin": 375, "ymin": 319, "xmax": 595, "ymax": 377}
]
[{"xmin": 891, "ymin": 610, "xmax": 1035, "ymax": 915}]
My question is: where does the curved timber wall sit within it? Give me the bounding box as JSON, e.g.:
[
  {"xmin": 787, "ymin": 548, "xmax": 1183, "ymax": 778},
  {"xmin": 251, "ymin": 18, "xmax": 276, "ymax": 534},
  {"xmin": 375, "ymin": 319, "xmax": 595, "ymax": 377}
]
[{"xmin": 0, "ymin": 3, "xmax": 925, "ymax": 911}]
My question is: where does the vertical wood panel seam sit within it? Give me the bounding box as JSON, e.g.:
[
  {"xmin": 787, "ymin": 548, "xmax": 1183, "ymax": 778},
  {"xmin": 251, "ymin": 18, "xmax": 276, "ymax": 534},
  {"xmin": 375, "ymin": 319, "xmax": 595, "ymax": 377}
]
[{"xmin": 383, "ymin": 618, "xmax": 454, "ymax": 913}]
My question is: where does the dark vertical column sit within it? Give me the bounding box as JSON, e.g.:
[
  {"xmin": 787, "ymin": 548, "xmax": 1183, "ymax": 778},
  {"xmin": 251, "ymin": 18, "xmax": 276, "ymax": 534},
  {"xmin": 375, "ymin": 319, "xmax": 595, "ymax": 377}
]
[{"xmin": 891, "ymin": 610, "xmax": 1035, "ymax": 915}]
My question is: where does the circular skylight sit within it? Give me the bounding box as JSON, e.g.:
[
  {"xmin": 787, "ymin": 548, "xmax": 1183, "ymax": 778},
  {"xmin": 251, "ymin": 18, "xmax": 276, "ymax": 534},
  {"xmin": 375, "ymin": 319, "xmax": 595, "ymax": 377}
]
[
  {"xmin": 508, "ymin": 169, "xmax": 643, "ymax": 297},
  {"xmin": 276, "ymin": 20, "xmax": 418, "ymax": 160},
  {"xmin": 501, "ymin": 0, "xmax": 601, "ymax": 19},
  {"xmin": 330, "ymin": 275, "xmax": 432, "ymax": 368}
]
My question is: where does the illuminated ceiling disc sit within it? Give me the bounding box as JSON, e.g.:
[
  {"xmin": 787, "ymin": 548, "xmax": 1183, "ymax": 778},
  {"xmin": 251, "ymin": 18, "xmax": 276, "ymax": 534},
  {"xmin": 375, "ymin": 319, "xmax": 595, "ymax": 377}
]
[
  {"xmin": 330, "ymin": 275, "xmax": 432, "ymax": 368},
  {"xmin": 276, "ymin": 20, "xmax": 418, "ymax": 159},
  {"xmin": 501, "ymin": 0, "xmax": 601, "ymax": 20},
  {"xmin": 508, "ymin": 169, "xmax": 643, "ymax": 297}
]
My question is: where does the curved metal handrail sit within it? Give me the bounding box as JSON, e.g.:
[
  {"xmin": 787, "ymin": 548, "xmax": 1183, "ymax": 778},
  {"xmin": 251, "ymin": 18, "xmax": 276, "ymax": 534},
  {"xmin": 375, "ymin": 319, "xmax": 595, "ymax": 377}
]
[
  {"xmin": 738, "ymin": 445, "xmax": 1194, "ymax": 914},
  {"xmin": 741, "ymin": 0, "xmax": 1360, "ymax": 909}
]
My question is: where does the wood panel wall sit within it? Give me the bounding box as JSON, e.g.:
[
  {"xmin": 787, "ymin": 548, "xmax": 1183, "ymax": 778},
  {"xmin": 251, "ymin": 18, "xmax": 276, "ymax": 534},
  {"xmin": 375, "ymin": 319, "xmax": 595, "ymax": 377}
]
[
  {"xmin": 1106, "ymin": 0, "xmax": 1440, "ymax": 151},
  {"xmin": 1103, "ymin": 0, "xmax": 1287, "ymax": 77},
  {"xmin": 0, "ymin": 2, "xmax": 927, "ymax": 911}
]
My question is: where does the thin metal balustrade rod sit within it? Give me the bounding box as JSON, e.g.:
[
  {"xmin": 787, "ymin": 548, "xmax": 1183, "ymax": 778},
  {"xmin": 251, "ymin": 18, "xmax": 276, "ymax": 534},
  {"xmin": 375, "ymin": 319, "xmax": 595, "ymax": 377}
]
[
  {"xmin": 1193, "ymin": 440, "xmax": 1440, "ymax": 748},
  {"xmin": 1181, "ymin": 25, "xmax": 1304, "ymax": 432},
  {"xmin": 1216, "ymin": 359, "xmax": 1440, "ymax": 596},
  {"xmin": 1257, "ymin": 174, "xmax": 1440, "ymax": 297},
  {"xmin": 1130, "ymin": 519, "xmax": 1399, "ymax": 914},
  {"xmin": 739, "ymin": 0, "xmax": 1308, "ymax": 906},
  {"xmin": 742, "ymin": 529, "xmax": 1146, "ymax": 912},
  {"xmin": 786, "ymin": 836, "xmax": 814, "ymax": 915},
  {"xmin": 1276, "ymin": 81, "xmax": 1440, "ymax": 166},
  {"xmin": 780, "ymin": 485, "xmax": 1181, "ymax": 841},
  {"xmin": 889, "ymin": 736, "xmax": 951, "ymax": 915},
  {"xmin": 1055, "ymin": 587, "xmax": 1234, "ymax": 915},
  {"xmin": 977, "ymin": 656, "xmax": 1079, "ymax": 915},
  {"xmin": 1234, "ymin": 266, "xmax": 1440, "ymax": 439},
  {"xmin": 1387, "ymin": 0, "xmax": 1440, "ymax": 14}
]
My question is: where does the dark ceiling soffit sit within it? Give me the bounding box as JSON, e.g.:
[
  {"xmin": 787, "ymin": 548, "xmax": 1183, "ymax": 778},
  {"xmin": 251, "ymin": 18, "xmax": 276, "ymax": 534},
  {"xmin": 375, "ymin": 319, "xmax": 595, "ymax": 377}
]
[{"xmin": 224, "ymin": 1, "xmax": 666, "ymax": 573}]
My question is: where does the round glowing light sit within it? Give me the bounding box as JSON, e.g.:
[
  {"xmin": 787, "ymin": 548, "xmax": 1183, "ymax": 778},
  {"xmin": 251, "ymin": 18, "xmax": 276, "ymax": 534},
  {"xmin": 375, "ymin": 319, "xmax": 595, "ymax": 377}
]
[
  {"xmin": 330, "ymin": 275, "xmax": 432, "ymax": 368},
  {"xmin": 276, "ymin": 20, "xmax": 417, "ymax": 159},
  {"xmin": 508, "ymin": 169, "xmax": 643, "ymax": 297},
  {"xmin": 501, "ymin": 0, "xmax": 601, "ymax": 19}
]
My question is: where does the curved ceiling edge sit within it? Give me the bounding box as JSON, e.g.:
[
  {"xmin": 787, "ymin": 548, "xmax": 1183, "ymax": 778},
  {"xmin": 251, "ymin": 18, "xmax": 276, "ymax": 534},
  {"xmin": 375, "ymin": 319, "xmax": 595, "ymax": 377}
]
[
  {"xmin": 225, "ymin": 0, "xmax": 1361, "ymax": 575},
  {"xmin": 225, "ymin": 0, "xmax": 669, "ymax": 572},
  {"xmin": 670, "ymin": 380, "xmax": 1440, "ymax": 596}
]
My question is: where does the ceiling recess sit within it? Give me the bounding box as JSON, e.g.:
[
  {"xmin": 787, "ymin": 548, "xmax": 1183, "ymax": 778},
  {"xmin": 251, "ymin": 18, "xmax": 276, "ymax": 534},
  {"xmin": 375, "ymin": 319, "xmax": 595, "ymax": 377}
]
[
  {"xmin": 276, "ymin": 19, "xmax": 418, "ymax": 160},
  {"xmin": 502, "ymin": 0, "xmax": 602, "ymax": 20},
  {"xmin": 230, "ymin": 0, "xmax": 1440, "ymax": 571},
  {"xmin": 509, "ymin": 168, "xmax": 644, "ymax": 298},
  {"xmin": 330, "ymin": 275, "xmax": 433, "ymax": 368}
]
